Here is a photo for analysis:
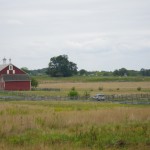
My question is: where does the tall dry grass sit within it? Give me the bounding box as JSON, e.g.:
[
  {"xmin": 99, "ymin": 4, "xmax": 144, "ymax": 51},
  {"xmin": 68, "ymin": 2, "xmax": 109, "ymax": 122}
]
[
  {"xmin": 39, "ymin": 81, "xmax": 150, "ymax": 94},
  {"xmin": 0, "ymin": 102, "xmax": 150, "ymax": 131},
  {"xmin": 0, "ymin": 101, "xmax": 149, "ymax": 150}
]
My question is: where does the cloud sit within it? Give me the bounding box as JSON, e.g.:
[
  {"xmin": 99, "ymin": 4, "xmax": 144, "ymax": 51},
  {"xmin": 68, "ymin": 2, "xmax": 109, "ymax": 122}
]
[
  {"xmin": 0, "ymin": 0, "xmax": 150, "ymax": 70},
  {"xmin": 6, "ymin": 19, "xmax": 24, "ymax": 25}
]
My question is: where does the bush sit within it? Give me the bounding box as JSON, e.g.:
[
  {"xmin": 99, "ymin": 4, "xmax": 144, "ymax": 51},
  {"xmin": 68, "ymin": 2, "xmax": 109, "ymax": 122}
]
[
  {"xmin": 98, "ymin": 87, "xmax": 103, "ymax": 91},
  {"xmin": 83, "ymin": 91, "xmax": 90, "ymax": 98},
  {"xmin": 71, "ymin": 87, "xmax": 76, "ymax": 91},
  {"xmin": 90, "ymin": 88, "xmax": 93, "ymax": 91},
  {"xmin": 31, "ymin": 78, "xmax": 38, "ymax": 88},
  {"xmin": 68, "ymin": 88, "xmax": 79, "ymax": 99},
  {"xmin": 137, "ymin": 87, "xmax": 142, "ymax": 91}
]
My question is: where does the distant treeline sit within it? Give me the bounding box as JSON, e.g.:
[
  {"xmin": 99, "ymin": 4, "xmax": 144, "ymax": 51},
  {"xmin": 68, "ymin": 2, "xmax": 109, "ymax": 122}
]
[
  {"xmin": 78, "ymin": 68, "xmax": 150, "ymax": 77},
  {"xmin": 26, "ymin": 68, "xmax": 150, "ymax": 77},
  {"xmin": 21, "ymin": 55, "xmax": 150, "ymax": 77}
]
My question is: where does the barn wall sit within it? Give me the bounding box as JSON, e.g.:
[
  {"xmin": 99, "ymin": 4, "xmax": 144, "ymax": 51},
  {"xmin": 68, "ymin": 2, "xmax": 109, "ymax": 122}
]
[
  {"xmin": 0, "ymin": 82, "xmax": 4, "ymax": 90},
  {"xmin": 13, "ymin": 66, "xmax": 26, "ymax": 74},
  {"xmin": 0, "ymin": 67, "xmax": 9, "ymax": 75},
  {"xmin": 5, "ymin": 81, "xmax": 30, "ymax": 91},
  {"xmin": 0, "ymin": 65, "xmax": 25, "ymax": 75}
]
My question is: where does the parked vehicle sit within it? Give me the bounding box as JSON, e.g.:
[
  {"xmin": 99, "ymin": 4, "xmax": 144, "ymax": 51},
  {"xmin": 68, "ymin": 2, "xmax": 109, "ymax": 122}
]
[{"xmin": 92, "ymin": 94, "xmax": 105, "ymax": 101}]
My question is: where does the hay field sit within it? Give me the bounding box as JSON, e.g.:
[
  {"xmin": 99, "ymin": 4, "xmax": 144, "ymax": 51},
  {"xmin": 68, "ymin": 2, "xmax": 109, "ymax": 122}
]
[
  {"xmin": 39, "ymin": 81, "xmax": 150, "ymax": 94},
  {"xmin": 0, "ymin": 78, "xmax": 150, "ymax": 149},
  {"xmin": 0, "ymin": 101, "xmax": 149, "ymax": 150}
]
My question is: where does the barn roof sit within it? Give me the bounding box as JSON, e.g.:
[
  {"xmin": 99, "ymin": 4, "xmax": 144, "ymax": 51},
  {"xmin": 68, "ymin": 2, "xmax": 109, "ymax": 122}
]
[
  {"xmin": 1, "ymin": 74, "xmax": 30, "ymax": 81},
  {"xmin": 0, "ymin": 64, "xmax": 8, "ymax": 71}
]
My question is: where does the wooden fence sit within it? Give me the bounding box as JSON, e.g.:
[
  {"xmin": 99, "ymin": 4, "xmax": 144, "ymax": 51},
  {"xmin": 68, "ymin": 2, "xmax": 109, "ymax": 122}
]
[
  {"xmin": 0, "ymin": 92, "xmax": 150, "ymax": 104},
  {"xmin": 31, "ymin": 88, "xmax": 60, "ymax": 91},
  {"xmin": 104, "ymin": 94, "xmax": 150, "ymax": 104}
]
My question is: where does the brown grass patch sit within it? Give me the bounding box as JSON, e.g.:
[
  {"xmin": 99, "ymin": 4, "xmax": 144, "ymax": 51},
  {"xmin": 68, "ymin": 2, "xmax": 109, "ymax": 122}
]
[
  {"xmin": 39, "ymin": 81, "xmax": 150, "ymax": 95},
  {"xmin": 0, "ymin": 101, "xmax": 149, "ymax": 150}
]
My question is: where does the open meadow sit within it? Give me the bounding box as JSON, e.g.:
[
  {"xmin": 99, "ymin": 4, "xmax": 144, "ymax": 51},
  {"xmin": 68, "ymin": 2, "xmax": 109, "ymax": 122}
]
[
  {"xmin": 0, "ymin": 76, "xmax": 150, "ymax": 150},
  {"xmin": 39, "ymin": 81, "xmax": 150, "ymax": 95},
  {"xmin": 0, "ymin": 101, "xmax": 150, "ymax": 150},
  {"xmin": 1, "ymin": 76, "xmax": 150, "ymax": 98}
]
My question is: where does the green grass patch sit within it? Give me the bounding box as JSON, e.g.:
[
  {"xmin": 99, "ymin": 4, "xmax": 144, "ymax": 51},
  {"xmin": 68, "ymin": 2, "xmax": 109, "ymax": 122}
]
[
  {"xmin": 4, "ymin": 121, "xmax": 150, "ymax": 149},
  {"xmin": 0, "ymin": 100, "xmax": 149, "ymax": 149},
  {"xmin": 33, "ymin": 75, "xmax": 150, "ymax": 82},
  {"xmin": 8, "ymin": 100, "xmax": 127, "ymax": 111}
]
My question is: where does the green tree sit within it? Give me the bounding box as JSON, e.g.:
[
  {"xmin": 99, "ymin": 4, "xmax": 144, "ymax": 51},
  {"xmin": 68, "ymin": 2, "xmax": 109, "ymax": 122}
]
[
  {"xmin": 140, "ymin": 68, "xmax": 150, "ymax": 76},
  {"xmin": 79, "ymin": 69, "xmax": 87, "ymax": 76},
  {"xmin": 113, "ymin": 69, "xmax": 119, "ymax": 76},
  {"xmin": 47, "ymin": 55, "xmax": 78, "ymax": 77},
  {"xmin": 113, "ymin": 68, "xmax": 128, "ymax": 76},
  {"xmin": 21, "ymin": 67, "xmax": 30, "ymax": 74},
  {"xmin": 31, "ymin": 78, "xmax": 38, "ymax": 88}
]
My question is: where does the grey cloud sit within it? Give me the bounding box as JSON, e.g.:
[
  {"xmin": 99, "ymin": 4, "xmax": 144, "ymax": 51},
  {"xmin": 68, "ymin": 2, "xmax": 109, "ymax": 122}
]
[{"xmin": 0, "ymin": 0, "xmax": 150, "ymax": 70}]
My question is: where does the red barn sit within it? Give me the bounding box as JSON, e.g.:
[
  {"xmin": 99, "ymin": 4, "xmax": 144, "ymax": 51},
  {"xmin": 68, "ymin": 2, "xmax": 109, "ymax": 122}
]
[{"xmin": 0, "ymin": 58, "xmax": 31, "ymax": 91}]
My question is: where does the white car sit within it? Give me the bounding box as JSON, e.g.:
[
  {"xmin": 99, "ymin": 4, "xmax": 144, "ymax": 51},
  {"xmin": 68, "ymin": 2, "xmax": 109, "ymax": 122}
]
[{"xmin": 92, "ymin": 94, "xmax": 105, "ymax": 101}]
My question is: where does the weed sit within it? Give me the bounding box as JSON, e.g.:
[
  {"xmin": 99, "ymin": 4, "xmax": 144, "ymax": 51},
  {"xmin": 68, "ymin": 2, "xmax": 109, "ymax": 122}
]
[
  {"xmin": 0, "ymin": 111, "xmax": 4, "ymax": 115},
  {"xmin": 116, "ymin": 88, "xmax": 120, "ymax": 91},
  {"xmin": 137, "ymin": 87, "xmax": 142, "ymax": 91},
  {"xmin": 71, "ymin": 87, "xmax": 76, "ymax": 91},
  {"xmin": 83, "ymin": 91, "xmax": 90, "ymax": 98},
  {"xmin": 7, "ymin": 134, "xmax": 32, "ymax": 145},
  {"xmin": 98, "ymin": 87, "xmax": 103, "ymax": 91},
  {"xmin": 35, "ymin": 117, "xmax": 46, "ymax": 127},
  {"xmin": 90, "ymin": 88, "xmax": 93, "ymax": 91}
]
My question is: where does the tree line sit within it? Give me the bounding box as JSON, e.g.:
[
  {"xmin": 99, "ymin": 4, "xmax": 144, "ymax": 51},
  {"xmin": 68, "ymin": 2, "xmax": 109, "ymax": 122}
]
[
  {"xmin": 78, "ymin": 68, "xmax": 150, "ymax": 77},
  {"xmin": 21, "ymin": 55, "xmax": 150, "ymax": 77}
]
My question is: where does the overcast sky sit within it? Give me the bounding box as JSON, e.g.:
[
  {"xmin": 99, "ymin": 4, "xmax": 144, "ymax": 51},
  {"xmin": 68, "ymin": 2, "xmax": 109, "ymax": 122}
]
[{"xmin": 0, "ymin": 0, "xmax": 150, "ymax": 71}]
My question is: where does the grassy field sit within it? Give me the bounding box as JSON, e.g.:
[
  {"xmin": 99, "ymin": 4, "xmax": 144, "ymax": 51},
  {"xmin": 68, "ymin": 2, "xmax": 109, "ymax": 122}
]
[
  {"xmin": 0, "ymin": 76, "xmax": 150, "ymax": 149},
  {"xmin": 1, "ymin": 81, "xmax": 149, "ymax": 98},
  {"xmin": 39, "ymin": 81, "xmax": 150, "ymax": 95},
  {"xmin": 0, "ymin": 101, "xmax": 149, "ymax": 150},
  {"xmin": 0, "ymin": 76, "xmax": 150, "ymax": 98},
  {"xmin": 34, "ymin": 75, "xmax": 150, "ymax": 82},
  {"xmin": 36, "ymin": 76, "xmax": 150, "ymax": 96}
]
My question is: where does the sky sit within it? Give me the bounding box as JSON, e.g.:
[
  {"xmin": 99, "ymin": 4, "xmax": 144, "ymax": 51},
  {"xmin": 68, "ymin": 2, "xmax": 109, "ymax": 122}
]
[{"xmin": 0, "ymin": 0, "xmax": 150, "ymax": 71}]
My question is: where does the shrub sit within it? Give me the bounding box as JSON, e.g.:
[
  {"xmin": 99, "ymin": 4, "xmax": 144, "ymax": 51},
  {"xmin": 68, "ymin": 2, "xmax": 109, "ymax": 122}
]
[
  {"xmin": 98, "ymin": 87, "xmax": 103, "ymax": 91},
  {"xmin": 90, "ymin": 88, "xmax": 93, "ymax": 91},
  {"xmin": 71, "ymin": 87, "xmax": 76, "ymax": 91},
  {"xmin": 137, "ymin": 87, "xmax": 142, "ymax": 91},
  {"xmin": 83, "ymin": 91, "xmax": 90, "ymax": 98},
  {"xmin": 116, "ymin": 88, "xmax": 120, "ymax": 91},
  {"xmin": 31, "ymin": 78, "xmax": 38, "ymax": 88},
  {"xmin": 68, "ymin": 88, "xmax": 79, "ymax": 99}
]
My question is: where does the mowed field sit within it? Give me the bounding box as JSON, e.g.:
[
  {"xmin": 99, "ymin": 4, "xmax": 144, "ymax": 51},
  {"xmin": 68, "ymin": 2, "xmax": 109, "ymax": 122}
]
[{"xmin": 0, "ymin": 77, "xmax": 150, "ymax": 150}]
